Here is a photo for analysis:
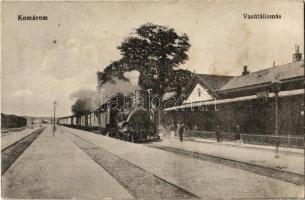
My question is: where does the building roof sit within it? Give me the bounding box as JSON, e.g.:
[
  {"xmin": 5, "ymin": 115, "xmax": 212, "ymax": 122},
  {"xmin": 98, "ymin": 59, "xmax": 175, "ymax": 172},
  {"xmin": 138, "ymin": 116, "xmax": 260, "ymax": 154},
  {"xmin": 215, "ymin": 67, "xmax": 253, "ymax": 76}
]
[
  {"xmin": 219, "ymin": 60, "xmax": 304, "ymax": 91},
  {"xmin": 180, "ymin": 60, "xmax": 304, "ymax": 102},
  {"xmin": 196, "ymin": 74, "xmax": 234, "ymax": 91},
  {"xmin": 182, "ymin": 74, "xmax": 234, "ymax": 100}
]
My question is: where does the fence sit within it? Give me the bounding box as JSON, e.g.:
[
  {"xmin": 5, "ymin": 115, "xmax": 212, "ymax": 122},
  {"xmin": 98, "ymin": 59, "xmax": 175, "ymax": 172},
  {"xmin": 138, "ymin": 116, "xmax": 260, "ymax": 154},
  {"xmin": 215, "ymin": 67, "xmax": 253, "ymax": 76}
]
[
  {"xmin": 184, "ymin": 130, "xmax": 236, "ymax": 140},
  {"xmin": 241, "ymin": 134, "xmax": 304, "ymax": 149},
  {"xmin": 183, "ymin": 130, "xmax": 304, "ymax": 149}
]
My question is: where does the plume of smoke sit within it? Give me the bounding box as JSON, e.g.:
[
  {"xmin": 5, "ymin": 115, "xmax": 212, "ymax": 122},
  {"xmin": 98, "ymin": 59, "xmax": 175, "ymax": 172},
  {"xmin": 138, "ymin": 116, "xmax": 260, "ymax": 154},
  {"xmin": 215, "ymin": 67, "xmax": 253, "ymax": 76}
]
[
  {"xmin": 70, "ymin": 88, "xmax": 96, "ymax": 100},
  {"xmin": 98, "ymin": 70, "xmax": 140, "ymax": 101},
  {"xmin": 70, "ymin": 88, "xmax": 98, "ymax": 113},
  {"xmin": 71, "ymin": 70, "xmax": 141, "ymax": 112}
]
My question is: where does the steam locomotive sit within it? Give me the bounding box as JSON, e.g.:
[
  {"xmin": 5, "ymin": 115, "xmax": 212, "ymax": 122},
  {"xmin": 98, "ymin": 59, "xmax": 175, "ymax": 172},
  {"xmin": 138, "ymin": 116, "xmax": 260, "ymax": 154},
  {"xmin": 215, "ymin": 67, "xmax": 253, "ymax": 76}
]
[{"xmin": 58, "ymin": 90, "xmax": 159, "ymax": 143}]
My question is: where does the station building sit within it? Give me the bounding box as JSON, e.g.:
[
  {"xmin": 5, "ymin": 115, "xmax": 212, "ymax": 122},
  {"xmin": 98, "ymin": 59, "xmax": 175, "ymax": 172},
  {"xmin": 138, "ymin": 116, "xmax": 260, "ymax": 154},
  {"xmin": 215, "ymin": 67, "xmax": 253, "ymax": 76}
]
[{"xmin": 163, "ymin": 46, "xmax": 304, "ymax": 140}]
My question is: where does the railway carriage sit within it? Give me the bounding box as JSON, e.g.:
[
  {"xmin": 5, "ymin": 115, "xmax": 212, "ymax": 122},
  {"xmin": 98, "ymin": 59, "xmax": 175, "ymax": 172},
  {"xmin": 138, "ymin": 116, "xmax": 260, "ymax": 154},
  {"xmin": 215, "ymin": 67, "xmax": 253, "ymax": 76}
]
[
  {"xmin": 72, "ymin": 117, "xmax": 77, "ymax": 126},
  {"xmin": 58, "ymin": 89, "xmax": 159, "ymax": 143},
  {"xmin": 80, "ymin": 115, "xmax": 86, "ymax": 126}
]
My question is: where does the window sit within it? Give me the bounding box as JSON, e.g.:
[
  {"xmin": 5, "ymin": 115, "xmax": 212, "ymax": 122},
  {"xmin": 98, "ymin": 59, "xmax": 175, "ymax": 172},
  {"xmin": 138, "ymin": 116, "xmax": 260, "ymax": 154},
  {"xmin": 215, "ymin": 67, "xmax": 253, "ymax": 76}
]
[{"xmin": 198, "ymin": 88, "xmax": 201, "ymax": 97}]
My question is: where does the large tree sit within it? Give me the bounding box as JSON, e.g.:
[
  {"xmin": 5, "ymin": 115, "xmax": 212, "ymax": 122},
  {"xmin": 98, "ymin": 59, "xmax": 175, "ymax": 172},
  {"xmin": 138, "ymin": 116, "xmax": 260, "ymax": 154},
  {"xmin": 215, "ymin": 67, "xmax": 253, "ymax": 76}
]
[
  {"xmin": 97, "ymin": 23, "xmax": 191, "ymax": 97},
  {"xmin": 118, "ymin": 23, "xmax": 191, "ymax": 96}
]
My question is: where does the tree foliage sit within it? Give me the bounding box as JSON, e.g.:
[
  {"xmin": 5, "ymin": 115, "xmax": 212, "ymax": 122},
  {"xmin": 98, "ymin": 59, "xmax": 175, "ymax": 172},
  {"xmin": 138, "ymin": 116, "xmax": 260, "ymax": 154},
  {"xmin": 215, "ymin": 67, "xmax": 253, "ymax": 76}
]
[
  {"xmin": 97, "ymin": 23, "xmax": 191, "ymax": 96},
  {"xmin": 167, "ymin": 69, "xmax": 192, "ymax": 95},
  {"xmin": 97, "ymin": 59, "xmax": 130, "ymax": 88}
]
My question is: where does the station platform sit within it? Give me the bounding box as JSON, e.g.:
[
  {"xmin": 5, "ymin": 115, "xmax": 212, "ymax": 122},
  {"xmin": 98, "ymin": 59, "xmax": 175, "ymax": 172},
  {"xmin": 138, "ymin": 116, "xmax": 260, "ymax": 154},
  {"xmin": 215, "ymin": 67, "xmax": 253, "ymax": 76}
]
[
  {"xmin": 2, "ymin": 125, "xmax": 134, "ymax": 199},
  {"xmin": 158, "ymin": 134, "xmax": 304, "ymax": 175},
  {"xmin": 56, "ymin": 126, "xmax": 303, "ymax": 199}
]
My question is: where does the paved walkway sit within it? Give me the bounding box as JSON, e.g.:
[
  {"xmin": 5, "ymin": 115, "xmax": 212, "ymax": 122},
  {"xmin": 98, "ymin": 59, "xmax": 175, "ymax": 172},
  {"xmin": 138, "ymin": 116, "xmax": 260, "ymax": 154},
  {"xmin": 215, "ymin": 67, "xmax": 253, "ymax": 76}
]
[
  {"xmin": 158, "ymin": 135, "xmax": 304, "ymax": 175},
  {"xmin": 160, "ymin": 130, "xmax": 304, "ymax": 155},
  {"xmin": 2, "ymin": 125, "xmax": 133, "ymax": 199},
  {"xmin": 174, "ymin": 135, "xmax": 303, "ymax": 155},
  {"xmin": 60, "ymin": 126, "xmax": 303, "ymax": 199},
  {"xmin": 1, "ymin": 127, "xmax": 40, "ymax": 150}
]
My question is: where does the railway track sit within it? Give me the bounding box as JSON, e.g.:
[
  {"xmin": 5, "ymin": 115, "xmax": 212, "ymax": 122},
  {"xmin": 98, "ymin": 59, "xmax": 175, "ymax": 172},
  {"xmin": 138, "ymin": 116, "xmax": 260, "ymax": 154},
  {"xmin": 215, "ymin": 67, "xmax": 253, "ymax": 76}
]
[
  {"xmin": 1, "ymin": 127, "xmax": 46, "ymax": 175},
  {"xmin": 146, "ymin": 144, "xmax": 304, "ymax": 186},
  {"xmin": 63, "ymin": 129, "xmax": 200, "ymax": 199},
  {"xmin": 1, "ymin": 127, "xmax": 27, "ymax": 137},
  {"xmin": 60, "ymin": 126, "xmax": 304, "ymax": 187}
]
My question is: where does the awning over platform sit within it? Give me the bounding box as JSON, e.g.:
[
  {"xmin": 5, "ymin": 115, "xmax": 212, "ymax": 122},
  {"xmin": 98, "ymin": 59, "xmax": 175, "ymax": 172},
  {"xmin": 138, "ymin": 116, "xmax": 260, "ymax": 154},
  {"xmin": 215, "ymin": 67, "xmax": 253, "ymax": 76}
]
[{"xmin": 164, "ymin": 89, "xmax": 304, "ymax": 111}]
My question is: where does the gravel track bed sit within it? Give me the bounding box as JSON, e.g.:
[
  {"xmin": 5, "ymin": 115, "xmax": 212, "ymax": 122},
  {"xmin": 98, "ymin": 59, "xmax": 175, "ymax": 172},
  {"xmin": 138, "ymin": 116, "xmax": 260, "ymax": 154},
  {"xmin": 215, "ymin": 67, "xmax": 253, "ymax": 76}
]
[
  {"xmin": 65, "ymin": 131, "xmax": 200, "ymax": 200},
  {"xmin": 147, "ymin": 145, "xmax": 304, "ymax": 186},
  {"xmin": 1, "ymin": 127, "xmax": 46, "ymax": 175}
]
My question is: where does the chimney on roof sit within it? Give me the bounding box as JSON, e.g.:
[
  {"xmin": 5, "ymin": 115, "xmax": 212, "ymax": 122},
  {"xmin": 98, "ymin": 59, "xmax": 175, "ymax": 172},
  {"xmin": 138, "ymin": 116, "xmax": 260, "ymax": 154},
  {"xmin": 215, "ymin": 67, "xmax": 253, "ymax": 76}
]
[
  {"xmin": 242, "ymin": 65, "xmax": 250, "ymax": 76},
  {"xmin": 293, "ymin": 45, "xmax": 302, "ymax": 62}
]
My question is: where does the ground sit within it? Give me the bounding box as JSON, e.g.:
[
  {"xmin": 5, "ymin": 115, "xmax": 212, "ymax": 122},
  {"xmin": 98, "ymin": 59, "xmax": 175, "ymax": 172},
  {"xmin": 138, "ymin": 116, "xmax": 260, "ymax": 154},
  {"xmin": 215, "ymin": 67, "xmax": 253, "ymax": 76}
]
[{"xmin": 1, "ymin": 125, "xmax": 304, "ymax": 199}]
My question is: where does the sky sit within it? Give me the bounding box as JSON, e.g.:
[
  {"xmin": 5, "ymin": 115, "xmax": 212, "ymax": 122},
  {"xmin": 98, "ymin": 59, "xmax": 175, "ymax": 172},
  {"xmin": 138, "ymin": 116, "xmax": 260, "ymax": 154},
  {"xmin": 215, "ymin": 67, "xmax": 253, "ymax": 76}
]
[{"xmin": 1, "ymin": 0, "xmax": 304, "ymax": 117}]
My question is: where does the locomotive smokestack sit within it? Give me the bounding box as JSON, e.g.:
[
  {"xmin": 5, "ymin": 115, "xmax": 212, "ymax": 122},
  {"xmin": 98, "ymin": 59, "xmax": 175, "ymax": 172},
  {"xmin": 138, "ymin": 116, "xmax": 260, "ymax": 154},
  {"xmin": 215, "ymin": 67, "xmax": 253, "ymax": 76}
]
[{"xmin": 134, "ymin": 90, "xmax": 149, "ymax": 111}]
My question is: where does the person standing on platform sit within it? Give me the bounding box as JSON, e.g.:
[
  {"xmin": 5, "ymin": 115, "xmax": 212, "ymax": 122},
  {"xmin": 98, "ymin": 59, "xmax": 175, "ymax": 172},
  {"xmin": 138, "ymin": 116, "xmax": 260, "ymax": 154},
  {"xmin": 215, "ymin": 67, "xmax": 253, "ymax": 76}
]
[
  {"xmin": 235, "ymin": 124, "xmax": 241, "ymax": 141},
  {"xmin": 216, "ymin": 125, "xmax": 222, "ymax": 142},
  {"xmin": 178, "ymin": 123, "xmax": 185, "ymax": 142}
]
